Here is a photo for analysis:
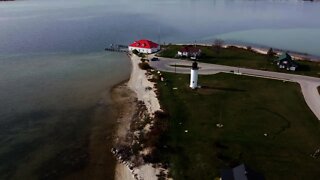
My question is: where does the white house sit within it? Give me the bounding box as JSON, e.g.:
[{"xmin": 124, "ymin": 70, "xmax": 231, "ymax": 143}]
[
  {"xmin": 128, "ymin": 39, "xmax": 160, "ymax": 54},
  {"xmin": 177, "ymin": 46, "xmax": 202, "ymax": 58}
]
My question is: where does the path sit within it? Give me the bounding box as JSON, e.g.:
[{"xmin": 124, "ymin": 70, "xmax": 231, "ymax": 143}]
[{"xmin": 149, "ymin": 57, "xmax": 320, "ymax": 120}]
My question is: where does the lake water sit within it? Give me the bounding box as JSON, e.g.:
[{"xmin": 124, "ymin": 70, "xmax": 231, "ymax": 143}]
[{"xmin": 0, "ymin": 0, "xmax": 319, "ymax": 179}]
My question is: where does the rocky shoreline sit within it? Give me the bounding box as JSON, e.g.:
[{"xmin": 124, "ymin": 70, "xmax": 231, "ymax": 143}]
[{"xmin": 111, "ymin": 54, "xmax": 170, "ymax": 180}]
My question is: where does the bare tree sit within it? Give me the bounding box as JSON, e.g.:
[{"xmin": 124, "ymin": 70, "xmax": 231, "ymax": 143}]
[
  {"xmin": 267, "ymin": 48, "xmax": 276, "ymax": 60},
  {"xmin": 212, "ymin": 39, "xmax": 224, "ymax": 54}
]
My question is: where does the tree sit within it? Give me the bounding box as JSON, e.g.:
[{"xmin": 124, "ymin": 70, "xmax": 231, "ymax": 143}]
[
  {"xmin": 267, "ymin": 48, "xmax": 276, "ymax": 60},
  {"xmin": 132, "ymin": 49, "xmax": 139, "ymax": 55},
  {"xmin": 212, "ymin": 39, "xmax": 224, "ymax": 54}
]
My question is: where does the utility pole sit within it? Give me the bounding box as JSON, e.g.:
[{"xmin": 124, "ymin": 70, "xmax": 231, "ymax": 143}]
[{"xmin": 157, "ymin": 26, "xmax": 161, "ymax": 45}]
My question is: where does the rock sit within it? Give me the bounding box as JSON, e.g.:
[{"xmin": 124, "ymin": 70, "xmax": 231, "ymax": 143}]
[{"xmin": 216, "ymin": 123, "xmax": 224, "ymax": 128}]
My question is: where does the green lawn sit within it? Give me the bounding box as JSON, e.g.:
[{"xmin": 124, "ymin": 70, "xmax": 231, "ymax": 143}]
[
  {"xmin": 156, "ymin": 72, "xmax": 320, "ymax": 180},
  {"xmin": 159, "ymin": 45, "xmax": 320, "ymax": 77}
]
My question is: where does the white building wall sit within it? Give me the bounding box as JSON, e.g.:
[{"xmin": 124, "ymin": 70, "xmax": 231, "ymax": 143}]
[
  {"xmin": 151, "ymin": 47, "xmax": 160, "ymax": 53},
  {"xmin": 128, "ymin": 46, "xmax": 159, "ymax": 54},
  {"xmin": 177, "ymin": 51, "xmax": 189, "ymax": 57}
]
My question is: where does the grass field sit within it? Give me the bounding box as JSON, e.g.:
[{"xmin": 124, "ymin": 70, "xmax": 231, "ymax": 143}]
[
  {"xmin": 159, "ymin": 45, "xmax": 320, "ymax": 77},
  {"xmin": 156, "ymin": 72, "xmax": 320, "ymax": 180}
]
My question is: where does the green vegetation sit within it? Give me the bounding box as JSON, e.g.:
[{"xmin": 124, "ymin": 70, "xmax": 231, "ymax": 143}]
[
  {"xmin": 138, "ymin": 62, "xmax": 152, "ymax": 70},
  {"xmin": 159, "ymin": 45, "xmax": 320, "ymax": 77},
  {"xmin": 132, "ymin": 49, "xmax": 146, "ymax": 58},
  {"xmin": 156, "ymin": 72, "xmax": 320, "ymax": 180},
  {"xmin": 132, "ymin": 49, "xmax": 139, "ymax": 55},
  {"xmin": 159, "ymin": 45, "xmax": 183, "ymax": 58}
]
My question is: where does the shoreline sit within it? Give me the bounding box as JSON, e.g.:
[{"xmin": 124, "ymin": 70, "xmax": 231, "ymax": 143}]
[
  {"xmin": 111, "ymin": 81, "xmax": 136, "ymax": 180},
  {"xmin": 229, "ymin": 42, "xmax": 320, "ymax": 61},
  {"xmin": 110, "ymin": 41, "xmax": 320, "ymax": 180},
  {"xmin": 111, "ymin": 54, "xmax": 167, "ymax": 180},
  {"xmin": 224, "ymin": 43, "xmax": 320, "ymax": 61},
  {"xmin": 177, "ymin": 42, "xmax": 320, "ymax": 62}
]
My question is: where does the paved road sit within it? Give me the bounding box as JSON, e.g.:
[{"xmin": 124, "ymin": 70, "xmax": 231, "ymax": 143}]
[{"xmin": 149, "ymin": 57, "xmax": 320, "ymax": 120}]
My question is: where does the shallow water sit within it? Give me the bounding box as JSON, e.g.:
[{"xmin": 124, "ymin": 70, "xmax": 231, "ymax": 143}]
[
  {"xmin": 0, "ymin": 0, "xmax": 319, "ymax": 179},
  {"xmin": 0, "ymin": 52, "xmax": 131, "ymax": 179}
]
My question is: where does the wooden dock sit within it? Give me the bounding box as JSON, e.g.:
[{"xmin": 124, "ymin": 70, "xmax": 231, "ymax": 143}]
[{"xmin": 105, "ymin": 44, "xmax": 128, "ymax": 52}]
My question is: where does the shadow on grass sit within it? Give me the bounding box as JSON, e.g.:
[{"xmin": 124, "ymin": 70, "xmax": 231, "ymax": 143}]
[
  {"xmin": 298, "ymin": 64, "xmax": 311, "ymax": 72},
  {"xmin": 201, "ymin": 85, "xmax": 246, "ymax": 92},
  {"xmin": 255, "ymin": 107, "xmax": 291, "ymax": 139}
]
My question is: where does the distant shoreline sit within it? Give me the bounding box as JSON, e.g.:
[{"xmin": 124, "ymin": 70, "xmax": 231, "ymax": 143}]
[
  {"xmin": 226, "ymin": 42, "xmax": 320, "ymax": 62},
  {"xmin": 176, "ymin": 42, "xmax": 320, "ymax": 62}
]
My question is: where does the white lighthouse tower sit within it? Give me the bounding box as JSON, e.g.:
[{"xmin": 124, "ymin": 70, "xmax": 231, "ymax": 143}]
[{"xmin": 190, "ymin": 61, "xmax": 199, "ymax": 89}]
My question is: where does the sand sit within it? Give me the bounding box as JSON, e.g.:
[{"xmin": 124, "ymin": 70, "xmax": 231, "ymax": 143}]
[
  {"xmin": 112, "ymin": 54, "xmax": 162, "ymax": 180},
  {"xmin": 128, "ymin": 55, "xmax": 161, "ymax": 116},
  {"xmin": 115, "ymin": 163, "xmax": 135, "ymax": 180}
]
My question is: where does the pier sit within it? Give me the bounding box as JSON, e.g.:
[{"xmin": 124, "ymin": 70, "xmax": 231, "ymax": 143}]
[{"xmin": 105, "ymin": 44, "xmax": 128, "ymax": 52}]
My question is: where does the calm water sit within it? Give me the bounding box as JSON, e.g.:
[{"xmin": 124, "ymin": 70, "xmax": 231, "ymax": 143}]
[
  {"xmin": 0, "ymin": 0, "xmax": 320, "ymax": 179},
  {"xmin": 1, "ymin": 0, "xmax": 320, "ymax": 55},
  {"xmin": 0, "ymin": 52, "xmax": 131, "ymax": 179}
]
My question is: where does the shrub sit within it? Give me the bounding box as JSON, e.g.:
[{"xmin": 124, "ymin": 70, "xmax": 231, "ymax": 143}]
[
  {"xmin": 267, "ymin": 48, "xmax": 276, "ymax": 60},
  {"xmin": 139, "ymin": 53, "xmax": 146, "ymax": 58},
  {"xmin": 132, "ymin": 49, "xmax": 139, "ymax": 55},
  {"xmin": 139, "ymin": 62, "xmax": 152, "ymax": 70},
  {"xmin": 212, "ymin": 39, "xmax": 224, "ymax": 54},
  {"xmin": 154, "ymin": 110, "xmax": 169, "ymax": 119}
]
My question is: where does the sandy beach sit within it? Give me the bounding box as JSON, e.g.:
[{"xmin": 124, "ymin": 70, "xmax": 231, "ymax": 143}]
[
  {"xmin": 111, "ymin": 54, "xmax": 164, "ymax": 180},
  {"xmin": 127, "ymin": 55, "xmax": 161, "ymax": 116}
]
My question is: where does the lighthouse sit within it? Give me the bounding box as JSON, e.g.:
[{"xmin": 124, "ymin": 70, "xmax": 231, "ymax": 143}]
[{"xmin": 190, "ymin": 61, "xmax": 199, "ymax": 89}]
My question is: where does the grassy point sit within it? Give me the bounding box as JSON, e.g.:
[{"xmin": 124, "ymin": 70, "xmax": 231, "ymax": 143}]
[{"xmin": 157, "ymin": 72, "xmax": 320, "ymax": 180}]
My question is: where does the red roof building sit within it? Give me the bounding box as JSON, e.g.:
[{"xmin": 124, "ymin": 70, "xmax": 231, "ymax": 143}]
[{"xmin": 128, "ymin": 39, "xmax": 160, "ymax": 54}]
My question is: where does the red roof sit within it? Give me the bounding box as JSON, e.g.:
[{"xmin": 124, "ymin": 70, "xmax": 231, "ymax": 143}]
[
  {"xmin": 180, "ymin": 45, "xmax": 201, "ymax": 53},
  {"xmin": 129, "ymin": 39, "xmax": 159, "ymax": 49}
]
